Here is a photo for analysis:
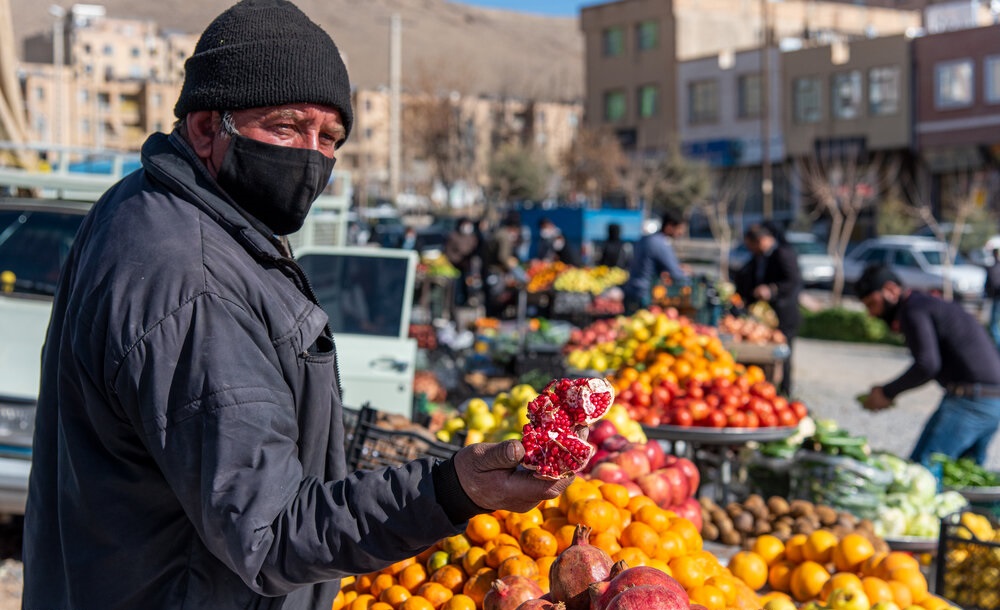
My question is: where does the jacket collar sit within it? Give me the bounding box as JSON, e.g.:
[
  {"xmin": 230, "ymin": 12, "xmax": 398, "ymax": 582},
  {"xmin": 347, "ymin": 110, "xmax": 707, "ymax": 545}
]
[{"xmin": 140, "ymin": 130, "xmax": 287, "ymax": 261}]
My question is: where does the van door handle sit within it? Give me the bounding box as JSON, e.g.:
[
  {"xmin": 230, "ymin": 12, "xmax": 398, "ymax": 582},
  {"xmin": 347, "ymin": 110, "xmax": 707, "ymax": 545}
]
[{"xmin": 369, "ymin": 357, "xmax": 409, "ymax": 373}]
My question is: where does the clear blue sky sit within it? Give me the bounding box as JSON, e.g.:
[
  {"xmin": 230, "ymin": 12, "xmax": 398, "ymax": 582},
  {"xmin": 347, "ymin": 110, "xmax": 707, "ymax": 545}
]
[{"xmin": 448, "ymin": 1, "xmax": 606, "ymax": 17}]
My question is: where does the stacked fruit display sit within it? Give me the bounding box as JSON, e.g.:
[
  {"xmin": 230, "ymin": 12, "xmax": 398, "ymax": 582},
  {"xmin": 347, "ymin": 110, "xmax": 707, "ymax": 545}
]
[
  {"xmin": 552, "ymin": 266, "xmax": 629, "ymax": 295},
  {"xmin": 526, "ymin": 261, "xmax": 569, "ymax": 293},
  {"xmin": 435, "ymin": 386, "xmax": 539, "ymax": 446},
  {"xmin": 334, "ymin": 477, "xmax": 762, "ymax": 610},
  {"xmin": 938, "ymin": 511, "xmax": 1000, "ymax": 610},
  {"xmin": 419, "ymin": 252, "xmax": 461, "ymax": 279},
  {"xmin": 564, "ymin": 319, "xmax": 620, "ymax": 355},
  {"xmin": 723, "ymin": 529, "xmax": 956, "ymax": 610},
  {"xmin": 718, "ymin": 315, "xmax": 787, "ymax": 345},
  {"xmin": 869, "ymin": 453, "xmax": 967, "ymax": 540}
]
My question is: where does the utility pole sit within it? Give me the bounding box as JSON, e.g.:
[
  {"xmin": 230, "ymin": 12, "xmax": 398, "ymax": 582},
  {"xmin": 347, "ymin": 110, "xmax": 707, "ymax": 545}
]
[
  {"xmin": 760, "ymin": 0, "xmax": 773, "ymax": 220},
  {"xmin": 50, "ymin": 5, "xmax": 66, "ymax": 168},
  {"xmin": 389, "ymin": 14, "xmax": 401, "ymax": 202}
]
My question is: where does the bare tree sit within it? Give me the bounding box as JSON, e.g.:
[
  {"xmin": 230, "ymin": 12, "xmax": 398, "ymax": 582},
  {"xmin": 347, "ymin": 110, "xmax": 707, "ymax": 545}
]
[
  {"xmin": 796, "ymin": 151, "xmax": 902, "ymax": 304},
  {"xmin": 697, "ymin": 169, "xmax": 751, "ymax": 281},
  {"xmin": 622, "ymin": 149, "xmax": 711, "ymax": 216},
  {"xmin": 560, "ymin": 126, "xmax": 626, "ymax": 205}
]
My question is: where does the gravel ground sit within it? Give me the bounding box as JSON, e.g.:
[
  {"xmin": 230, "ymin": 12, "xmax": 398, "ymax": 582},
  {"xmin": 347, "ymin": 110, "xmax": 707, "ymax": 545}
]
[{"xmin": 0, "ymin": 337, "xmax": 994, "ymax": 607}]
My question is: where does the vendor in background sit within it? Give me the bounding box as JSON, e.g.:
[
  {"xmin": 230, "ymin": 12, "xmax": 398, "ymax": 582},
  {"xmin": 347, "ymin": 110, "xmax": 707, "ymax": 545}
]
[
  {"xmin": 623, "ymin": 209, "xmax": 688, "ymax": 315},
  {"xmin": 444, "ymin": 217, "xmax": 479, "ymax": 307},
  {"xmin": 986, "ymin": 247, "xmax": 1000, "ymax": 351},
  {"xmin": 551, "ymin": 234, "xmax": 582, "ymax": 267},
  {"xmin": 483, "ymin": 213, "xmax": 523, "ymax": 317},
  {"xmin": 856, "ymin": 264, "xmax": 1000, "ymax": 466},
  {"xmin": 536, "ymin": 217, "xmax": 560, "ymax": 261},
  {"xmin": 597, "ymin": 223, "xmax": 631, "ymax": 269}
]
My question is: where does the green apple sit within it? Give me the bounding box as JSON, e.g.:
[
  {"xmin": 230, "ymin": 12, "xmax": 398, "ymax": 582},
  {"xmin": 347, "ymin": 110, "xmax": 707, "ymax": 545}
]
[
  {"xmin": 870, "ymin": 602, "xmax": 901, "ymax": 610},
  {"xmin": 827, "ymin": 588, "xmax": 870, "ymax": 610},
  {"xmin": 763, "ymin": 598, "xmax": 798, "ymax": 610}
]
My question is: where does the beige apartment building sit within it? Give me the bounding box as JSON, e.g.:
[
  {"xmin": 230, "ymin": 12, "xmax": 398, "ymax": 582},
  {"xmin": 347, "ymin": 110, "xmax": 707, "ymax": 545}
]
[{"xmin": 581, "ymin": 0, "xmax": 922, "ymax": 156}]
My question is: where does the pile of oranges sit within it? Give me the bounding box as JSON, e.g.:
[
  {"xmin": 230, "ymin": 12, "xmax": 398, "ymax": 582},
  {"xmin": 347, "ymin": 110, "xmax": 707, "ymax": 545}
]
[
  {"xmin": 725, "ymin": 531, "xmax": 957, "ymax": 610},
  {"xmin": 333, "ymin": 478, "xmax": 760, "ymax": 610}
]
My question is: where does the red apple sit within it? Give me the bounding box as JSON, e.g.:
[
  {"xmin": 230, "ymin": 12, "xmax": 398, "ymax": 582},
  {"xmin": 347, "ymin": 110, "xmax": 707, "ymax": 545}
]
[
  {"xmin": 589, "ymin": 419, "xmax": 619, "ymax": 448},
  {"xmin": 658, "ymin": 466, "xmax": 690, "ymax": 506},
  {"xmin": 590, "ymin": 461, "xmax": 629, "ymax": 484},
  {"xmin": 611, "ymin": 446, "xmax": 651, "ymax": 480},
  {"xmin": 637, "ymin": 472, "xmax": 673, "ymax": 508},
  {"xmin": 621, "ymin": 480, "xmax": 642, "ymax": 497},
  {"xmin": 673, "ymin": 456, "xmax": 700, "ymax": 496},
  {"xmin": 643, "ymin": 440, "xmax": 667, "ymax": 471},
  {"xmin": 583, "ymin": 448, "xmax": 611, "ymax": 473},
  {"xmin": 600, "ymin": 433, "xmax": 630, "ymax": 453},
  {"xmin": 671, "ymin": 497, "xmax": 703, "ymax": 531}
]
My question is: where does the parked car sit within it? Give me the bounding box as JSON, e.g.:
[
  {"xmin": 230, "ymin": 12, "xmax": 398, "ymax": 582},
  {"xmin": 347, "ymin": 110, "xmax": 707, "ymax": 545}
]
[
  {"xmin": 0, "ymin": 198, "xmax": 91, "ymax": 516},
  {"xmin": 842, "ymin": 235, "xmax": 986, "ymax": 300}
]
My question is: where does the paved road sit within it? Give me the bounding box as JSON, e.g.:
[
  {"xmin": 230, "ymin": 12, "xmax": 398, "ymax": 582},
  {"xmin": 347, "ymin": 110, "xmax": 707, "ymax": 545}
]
[{"xmin": 792, "ymin": 337, "xmax": 1000, "ymax": 470}]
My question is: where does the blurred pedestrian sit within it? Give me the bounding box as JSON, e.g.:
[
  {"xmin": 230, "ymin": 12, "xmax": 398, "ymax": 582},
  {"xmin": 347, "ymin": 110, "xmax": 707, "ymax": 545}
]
[
  {"xmin": 484, "ymin": 213, "xmax": 523, "ymax": 317},
  {"xmin": 736, "ymin": 223, "xmax": 802, "ymax": 396},
  {"xmin": 597, "ymin": 223, "xmax": 631, "ymax": 269},
  {"xmin": 536, "ymin": 217, "xmax": 560, "ymax": 261},
  {"xmin": 623, "ymin": 209, "xmax": 688, "ymax": 314},
  {"xmin": 444, "ymin": 217, "xmax": 479, "ymax": 307},
  {"xmin": 986, "ymin": 248, "xmax": 1000, "ymax": 350},
  {"xmin": 552, "ymin": 234, "xmax": 582, "ymax": 267},
  {"xmin": 856, "ymin": 264, "xmax": 1000, "ymax": 465}
]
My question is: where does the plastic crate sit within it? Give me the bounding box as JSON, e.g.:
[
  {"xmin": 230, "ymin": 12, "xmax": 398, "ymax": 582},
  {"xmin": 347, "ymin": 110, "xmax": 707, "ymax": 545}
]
[
  {"xmin": 345, "ymin": 405, "xmax": 459, "ymax": 471},
  {"xmin": 936, "ymin": 507, "xmax": 1000, "ymax": 610}
]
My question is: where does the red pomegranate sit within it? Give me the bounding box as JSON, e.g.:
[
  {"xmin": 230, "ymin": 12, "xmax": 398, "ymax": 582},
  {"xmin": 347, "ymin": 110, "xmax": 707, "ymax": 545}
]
[
  {"xmin": 548, "ymin": 525, "xmax": 614, "ymax": 610},
  {"xmin": 602, "ymin": 585, "xmax": 688, "ymax": 610},
  {"xmin": 484, "ymin": 576, "xmax": 545, "ymax": 610},
  {"xmin": 591, "ymin": 566, "xmax": 688, "ymax": 610}
]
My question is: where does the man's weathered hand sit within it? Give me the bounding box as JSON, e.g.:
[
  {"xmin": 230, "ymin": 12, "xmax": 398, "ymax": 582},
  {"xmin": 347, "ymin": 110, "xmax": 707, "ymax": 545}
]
[{"xmin": 453, "ymin": 440, "xmax": 574, "ymax": 514}]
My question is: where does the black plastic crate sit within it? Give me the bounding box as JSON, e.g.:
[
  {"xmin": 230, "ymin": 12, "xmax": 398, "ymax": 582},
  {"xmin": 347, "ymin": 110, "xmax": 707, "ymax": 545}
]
[
  {"xmin": 935, "ymin": 507, "xmax": 1000, "ymax": 610},
  {"xmin": 345, "ymin": 405, "xmax": 459, "ymax": 471}
]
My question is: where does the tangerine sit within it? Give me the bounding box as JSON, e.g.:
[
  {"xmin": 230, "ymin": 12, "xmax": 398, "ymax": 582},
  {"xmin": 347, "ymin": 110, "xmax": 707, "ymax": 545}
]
[
  {"xmin": 752, "ymin": 535, "xmax": 786, "ymax": 567},
  {"xmin": 506, "ymin": 508, "xmax": 544, "ymax": 539},
  {"xmin": 833, "ymin": 533, "xmax": 875, "ymax": 573},
  {"xmin": 429, "ymin": 565, "xmax": 465, "ymax": 593},
  {"xmin": 689, "ymin": 584, "xmax": 727, "ymax": 610},
  {"xmin": 591, "ymin": 530, "xmax": 622, "ymax": 557},
  {"xmin": 888, "ymin": 580, "xmax": 913, "ymax": 608},
  {"xmin": 461, "ymin": 547, "xmax": 487, "ymax": 575},
  {"xmin": 653, "ymin": 530, "xmax": 686, "ymax": 561},
  {"xmin": 350, "ymin": 594, "xmax": 377, "ymax": 610},
  {"xmin": 333, "ymin": 589, "xmax": 347, "ymax": 610},
  {"xmin": 613, "ymin": 546, "xmax": 649, "ymax": 567},
  {"xmin": 379, "ymin": 585, "xmax": 412, "ymax": 608},
  {"xmin": 878, "ymin": 552, "xmax": 921, "ymax": 579},
  {"xmin": 789, "ymin": 561, "xmax": 830, "ymax": 602},
  {"xmin": 356, "ymin": 574, "xmax": 376, "ymax": 595},
  {"xmin": 559, "ymin": 480, "xmax": 601, "ymax": 513},
  {"xmin": 635, "ymin": 504, "xmax": 672, "ymax": 533},
  {"xmin": 620, "ymin": 522, "xmax": 660, "ymax": 558},
  {"xmin": 416, "ymin": 582, "xmax": 453, "ymax": 609},
  {"xmin": 465, "ymin": 514, "xmax": 501, "ymax": 545},
  {"xmin": 399, "ymin": 595, "xmax": 436, "ymax": 610},
  {"xmin": 802, "ymin": 530, "xmax": 838, "ymax": 565},
  {"xmin": 784, "ymin": 534, "xmax": 808, "ymax": 564},
  {"xmin": 861, "ymin": 552, "xmax": 888, "ymax": 577},
  {"xmin": 541, "ymin": 515, "xmax": 569, "ymax": 534},
  {"xmin": 383, "ymin": 558, "xmax": 417, "ymax": 576},
  {"xmin": 820, "ymin": 572, "xmax": 863, "ymax": 601},
  {"xmin": 553, "ymin": 524, "xmax": 578, "ymax": 554},
  {"xmin": 370, "ymin": 603, "xmax": 395, "ymax": 610},
  {"xmin": 462, "ymin": 567, "xmax": 498, "ymax": 607},
  {"xmin": 498, "ymin": 554, "xmax": 539, "ymax": 579},
  {"xmin": 728, "ymin": 551, "xmax": 768, "ymax": 591},
  {"xmin": 520, "ymin": 527, "xmax": 558, "ymax": 559},
  {"xmin": 861, "ymin": 576, "xmax": 895, "ymax": 604},
  {"xmin": 440, "ymin": 535, "xmax": 472, "ymax": 558},
  {"xmin": 398, "ymin": 564, "xmax": 428, "ymax": 592},
  {"xmin": 440, "ymin": 594, "xmax": 477, "ymax": 610},
  {"xmin": 669, "ymin": 555, "xmax": 707, "ymax": 590},
  {"xmin": 600, "ymin": 482, "xmax": 632, "ymax": 509},
  {"xmin": 535, "ymin": 556, "xmax": 556, "ymax": 579},
  {"xmin": 626, "ymin": 495, "xmax": 656, "ymax": 514},
  {"xmin": 667, "ymin": 518, "xmax": 703, "ymax": 554},
  {"xmin": 370, "ymin": 574, "xmax": 397, "ymax": 600},
  {"xmin": 705, "ymin": 574, "xmax": 740, "ymax": 606},
  {"xmin": 768, "ymin": 561, "xmax": 795, "ymax": 593},
  {"xmin": 888, "ymin": 566, "xmax": 928, "ymax": 604},
  {"xmin": 576, "ymin": 499, "xmax": 620, "ymax": 534},
  {"xmin": 486, "ymin": 544, "xmax": 521, "ymax": 569}
]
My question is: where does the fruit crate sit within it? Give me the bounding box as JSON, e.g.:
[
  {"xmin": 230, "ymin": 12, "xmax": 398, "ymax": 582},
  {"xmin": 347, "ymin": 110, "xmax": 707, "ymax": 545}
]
[
  {"xmin": 345, "ymin": 405, "xmax": 459, "ymax": 471},
  {"xmin": 935, "ymin": 507, "xmax": 1000, "ymax": 610}
]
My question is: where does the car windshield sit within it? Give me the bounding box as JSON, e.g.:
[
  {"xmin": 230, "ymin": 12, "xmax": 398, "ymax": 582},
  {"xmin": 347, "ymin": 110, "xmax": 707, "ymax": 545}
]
[
  {"xmin": 0, "ymin": 209, "xmax": 84, "ymax": 296},
  {"xmin": 790, "ymin": 241, "xmax": 826, "ymax": 255}
]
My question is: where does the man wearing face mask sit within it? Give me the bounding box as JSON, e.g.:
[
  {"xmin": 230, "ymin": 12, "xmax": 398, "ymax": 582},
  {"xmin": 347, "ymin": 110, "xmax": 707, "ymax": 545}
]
[
  {"xmin": 855, "ymin": 264, "xmax": 1000, "ymax": 466},
  {"xmin": 22, "ymin": 2, "xmax": 572, "ymax": 609}
]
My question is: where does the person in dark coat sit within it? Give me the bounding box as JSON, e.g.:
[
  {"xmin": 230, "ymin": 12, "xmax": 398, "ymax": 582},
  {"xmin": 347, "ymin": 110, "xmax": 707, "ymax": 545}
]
[
  {"xmin": 736, "ymin": 223, "xmax": 802, "ymax": 396},
  {"xmin": 986, "ymin": 248, "xmax": 1000, "ymax": 350},
  {"xmin": 21, "ymin": 2, "xmax": 570, "ymax": 608},
  {"xmin": 598, "ymin": 223, "xmax": 631, "ymax": 269},
  {"xmin": 444, "ymin": 217, "xmax": 479, "ymax": 306}
]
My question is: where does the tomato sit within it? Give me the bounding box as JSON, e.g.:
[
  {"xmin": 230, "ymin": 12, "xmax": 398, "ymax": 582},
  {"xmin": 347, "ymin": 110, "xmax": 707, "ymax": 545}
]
[
  {"xmin": 653, "ymin": 387, "xmax": 671, "ymax": 406},
  {"xmin": 688, "ymin": 399, "xmax": 710, "ymax": 422},
  {"xmin": 743, "ymin": 411, "xmax": 760, "ymax": 428},
  {"xmin": 707, "ymin": 410, "xmax": 727, "ymax": 428},
  {"xmin": 752, "ymin": 382, "xmax": 778, "ymax": 400},
  {"xmin": 760, "ymin": 412, "xmax": 779, "ymax": 428},
  {"xmin": 686, "ymin": 385, "xmax": 704, "ymax": 400},
  {"xmin": 771, "ymin": 396, "xmax": 788, "ymax": 412},
  {"xmin": 727, "ymin": 411, "xmax": 747, "ymax": 428},
  {"xmin": 641, "ymin": 411, "xmax": 662, "ymax": 427},
  {"xmin": 705, "ymin": 394, "xmax": 721, "ymax": 409},
  {"xmin": 791, "ymin": 401, "xmax": 808, "ymax": 420},
  {"xmin": 673, "ymin": 408, "xmax": 694, "ymax": 427},
  {"xmin": 777, "ymin": 409, "xmax": 798, "ymax": 427}
]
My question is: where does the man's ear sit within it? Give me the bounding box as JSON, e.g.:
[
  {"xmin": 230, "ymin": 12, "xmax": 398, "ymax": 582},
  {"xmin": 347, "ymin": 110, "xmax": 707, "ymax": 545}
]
[{"xmin": 183, "ymin": 110, "xmax": 219, "ymax": 160}]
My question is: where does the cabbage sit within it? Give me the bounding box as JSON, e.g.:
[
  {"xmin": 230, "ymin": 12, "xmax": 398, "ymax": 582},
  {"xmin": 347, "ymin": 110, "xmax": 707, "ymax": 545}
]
[
  {"xmin": 906, "ymin": 463, "xmax": 939, "ymax": 500},
  {"xmin": 905, "ymin": 513, "xmax": 940, "ymax": 538},
  {"xmin": 933, "ymin": 491, "xmax": 968, "ymax": 518},
  {"xmin": 877, "ymin": 452, "xmax": 911, "ymax": 484},
  {"xmin": 876, "ymin": 507, "xmax": 908, "ymax": 537},
  {"xmin": 885, "ymin": 493, "xmax": 919, "ymax": 518}
]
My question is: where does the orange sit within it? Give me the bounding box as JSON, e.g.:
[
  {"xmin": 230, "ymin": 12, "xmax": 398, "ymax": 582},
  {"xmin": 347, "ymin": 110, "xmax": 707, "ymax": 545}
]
[
  {"xmin": 399, "ymin": 596, "xmax": 436, "ymax": 610},
  {"xmin": 692, "ymin": 550, "xmax": 724, "ymax": 579},
  {"xmin": 919, "ymin": 594, "xmax": 958, "ymax": 610},
  {"xmin": 370, "ymin": 574, "xmax": 397, "ymax": 600},
  {"xmin": 667, "ymin": 518, "xmax": 703, "ymax": 554},
  {"xmin": 416, "ymin": 582, "xmax": 453, "ymax": 609},
  {"xmin": 752, "ymin": 535, "xmax": 786, "ymax": 567},
  {"xmin": 575, "ymin": 499, "xmax": 620, "ymax": 534},
  {"xmin": 559, "ymin": 479, "xmax": 602, "ymax": 513},
  {"xmin": 861, "ymin": 576, "xmax": 895, "ymax": 604},
  {"xmin": 768, "ymin": 561, "xmax": 795, "ymax": 593},
  {"xmin": 506, "ymin": 508, "xmax": 544, "ymax": 539},
  {"xmin": 350, "ymin": 594, "xmax": 377, "ymax": 610},
  {"xmin": 440, "ymin": 534, "xmax": 472, "ymax": 557},
  {"xmin": 379, "ymin": 585, "xmax": 411, "ymax": 608},
  {"xmin": 878, "ymin": 552, "xmax": 921, "ymax": 579},
  {"xmin": 553, "ymin": 524, "xmax": 578, "ymax": 555},
  {"xmin": 728, "ymin": 550, "xmax": 768, "ymax": 591},
  {"xmin": 803, "ymin": 530, "xmax": 838, "ymax": 565},
  {"xmin": 600, "ymin": 482, "xmax": 632, "ymax": 509},
  {"xmin": 789, "ymin": 561, "xmax": 830, "ymax": 602},
  {"xmin": 498, "ymin": 554, "xmax": 539, "ymax": 579},
  {"xmin": 591, "ymin": 530, "xmax": 622, "ymax": 557},
  {"xmin": 861, "ymin": 552, "xmax": 888, "ymax": 577},
  {"xmin": 620, "ymin": 522, "xmax": 660, "ymax": 558},
  {"xmin": 635, "ymin": 504, "xmax": 672, "ymax": 533},
  {"xmin": 398, "ymin": 564, "xmax": 428, "ymax": 592},
  {"xmin": 784, "ymin": 534, "xmax": 808, "ymax": 564},
  {"xmin": 486, "ymin": 544, "xmax": 521, "ymax": 569},
  {"xmin": 541, "ymin": 515, "xmax": 569, "ymax": 534},
  {"xmin": 429, "ymin": 565, "xmax": 466, "ymax": 593},
  {"xmin": 833, "ymin": 533, "xmax": 876, "ymax": 572},
  {"xmin": 669, "ymin": 555, "xmax": 707, "ymax": 590},
  {"xmin": 653, "ymin": 531, "xmax": 686, "ymax": 561},
  {"xmin": 520, "ymin": 527, "xmax": 558, "ymax": 559},
  {"xmin": 535, "ymin": 556, "xmax": 556, "ymax": 579},
  {"xmin": 440, "ymin": 594, "xmax": 477, "ymax": 610},
  {"xmin": 383, "ymin": 558, "xmax": 417, "ymax": 576},
  {"xmin": 689, "ymin": 584, "xmax": 727, "ymax": 610},
  {"xmin": 627, "ymin": 495, "xmax": 656, "ymax": 514},
  {"xmin": 483, "ymin": 533, "xmax": 521, "ymax": 553},
  {"xmin": 356, "ymin": 574, "xmax": 376, "ymax": 595},
  {"xmin": 426, "ymin": 551, "xmax": 450, "ymax": 574},
  {"xmin": 888, "ymin": 566, "xmax": 928, "ymax": 604},
  {"xmin": 888, "ymin": 580, "xmax": 913, "ymax": 608},
  {"xmin": 370, "ymin": 603, "xmax": 395, "ymax": 610},
  {"xmin": 465, "ymin": 514, "xmax": 501, "ymax": 545},
  {"xmin": 645, "ymin": 558, "xmax": 672, "ymax": 576},
  {"xmin": 705, "ymin": 574, "xmax": 740, "ymax": 606},
  {"xmin": 333, "ymin": 589, "xmax": 347, "ymax": 610},
  {"xmin": 462, "ymin": 567, "xmax": 498, "ymax": 607},
  {"xmin": 613, "ymin": 546, "xmax": 650, "ymax": 567},
  {"xmin": 461, "ymin": 547, "xmax": 487, "ymax": 576},
  {"xmin": 820, "ymin": 572, "xmax": 863, "ymax": 601}
]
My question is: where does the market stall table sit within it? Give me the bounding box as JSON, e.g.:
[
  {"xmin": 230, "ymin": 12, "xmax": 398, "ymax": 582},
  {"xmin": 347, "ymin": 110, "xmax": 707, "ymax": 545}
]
[
  {"xmin": 642, "ymin": 424, "xmax": 798, "ymax": 504},
  {"xmin": 722, "ymin": 341, "xmax": 790, "ymax": 387}
]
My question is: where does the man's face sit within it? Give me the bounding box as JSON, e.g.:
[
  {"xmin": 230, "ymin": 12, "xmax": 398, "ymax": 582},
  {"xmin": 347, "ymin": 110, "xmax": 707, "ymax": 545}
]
[
  {"xmin": 206, "ymin": 103, "xmax": 345, "ymax": 175},
  {"xmin": 862, "ymin": 283, "xmax": 899, "ymax": 318},
  {"xmin": 664, "ymin": 222, "xmax": 685, "ymax": 238}
]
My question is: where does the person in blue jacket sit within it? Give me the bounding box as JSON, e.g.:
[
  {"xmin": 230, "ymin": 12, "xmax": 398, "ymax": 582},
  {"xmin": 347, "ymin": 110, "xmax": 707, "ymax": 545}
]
[
  {"xmin": 623, "ymin": 209, "xmax": 688, "ymax": 314},
  {"xmin": 22, "ymin": 2, "xmax": 571, "ymax": 608}
]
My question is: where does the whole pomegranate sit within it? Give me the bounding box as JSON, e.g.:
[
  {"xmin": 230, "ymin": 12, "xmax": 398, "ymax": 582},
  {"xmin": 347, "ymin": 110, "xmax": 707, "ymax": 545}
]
[
  {"xmin": 549, "ymin": 525, "xmax": 614, "ymax": 610},
  {"xmin": 484, "ymin": 575, "xmax": 545, "ymax": 610},
  {"xmin": 602, "ymin": 585, "xmax": 688, "ymax": 610},
  {"xmin": 516, "ymin": 600, "xmax": 565, "ymax": 610},
  {"xmin": 521, "ymin": 378, "xmax": 615, "ymax": 479},
  {"xmin": 590, "ymin": 566, "xmax": 688, "ymax": 610}
]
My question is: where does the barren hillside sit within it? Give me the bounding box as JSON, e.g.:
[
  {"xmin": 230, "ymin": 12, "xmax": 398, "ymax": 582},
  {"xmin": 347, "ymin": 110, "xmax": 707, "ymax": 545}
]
[{"xmin": 10, "ymin": 0, "xmax": 584, "ymax": 101}]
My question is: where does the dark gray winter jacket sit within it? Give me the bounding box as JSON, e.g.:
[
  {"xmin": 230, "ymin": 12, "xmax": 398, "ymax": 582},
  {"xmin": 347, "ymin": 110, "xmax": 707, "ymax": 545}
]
[{"xmin": 22, "ymin": 131, "xmax": 477, "ymax": 609}]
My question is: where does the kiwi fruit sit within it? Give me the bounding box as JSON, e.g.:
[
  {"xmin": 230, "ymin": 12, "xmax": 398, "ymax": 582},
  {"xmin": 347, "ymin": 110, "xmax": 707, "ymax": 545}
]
[
  {"xmin": 816, "ymin": 505, "xmax": 838, "ymax": 526},
  {"xmin": 720, "ymin": 528, "xmax": 742, "ymax": 546},
  {"xmin": 702, "ymin": 522, "xmax": 720, "ymax": 541},
  {"xmin": 789, "ymin": 499, "xmax": 814, "ymax": 518},
  {"xmin": 767, "ymin": 496, "xmax": 791, "ymax": 516},
  {"xmin": 734, "ymin": 511, "xmax": 756, "ymax": 534}
]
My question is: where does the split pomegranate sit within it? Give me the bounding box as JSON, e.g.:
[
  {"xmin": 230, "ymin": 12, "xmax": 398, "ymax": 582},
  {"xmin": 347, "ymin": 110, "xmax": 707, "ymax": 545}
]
[
  {"xmin": 483, "ymin": 575, "xmax": 545, "ymax": 610},
  {"xmin": 521, "ymin": 378, "xmax": 614, "ymax": 479},
  {"xmin": 548, "ymin": 525, "xmax": 614, "ymax": 610},
  {"xmin": 601, "ymin": 585, "xmax": 688, "ymax": 610}
]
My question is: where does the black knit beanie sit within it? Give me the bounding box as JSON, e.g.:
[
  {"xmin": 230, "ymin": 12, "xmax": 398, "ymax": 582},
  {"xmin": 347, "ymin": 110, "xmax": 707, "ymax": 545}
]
[{"xmin": 174, "ymin": 0, "xmax": 353, "ymax": 143}]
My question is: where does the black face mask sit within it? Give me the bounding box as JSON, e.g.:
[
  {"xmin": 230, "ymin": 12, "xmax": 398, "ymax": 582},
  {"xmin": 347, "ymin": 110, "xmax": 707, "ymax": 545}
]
[{"xmin": 216, "ymin": 134, "xmax": 336, "ymax": 235}]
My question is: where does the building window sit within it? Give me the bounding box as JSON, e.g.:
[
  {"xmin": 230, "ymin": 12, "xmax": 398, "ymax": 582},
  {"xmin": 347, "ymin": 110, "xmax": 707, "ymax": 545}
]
[
  {"xmin": 364, "ymin": 127, "xmax": 374, "ymax": 140},
  {"xmin": 78, "ymin": 89, "xmax": 88, "ymax": 104},
  {"xmin": 935, "ymin": 59, "xmax": 974, "ymax": 109},
  {"xmin": 737, "ymin": 73, "xmax": 762, "ymax": 119},
  {"xmin": 603, "ymin": 27, "xmax": 624, "ymax": 57},
  {"xmin": 152, "ymin": 93, "xmax": 162, "ymax": 107},
  {"xmin": 131, "ymin": 47, "xmax": 140, "ymax": 58},
  {"xmin": 98, "ymin": 92, "xmax": 110, "ymax": 109},
  {"xmin": 688, "ymin": 79, "xmax": 719, "ymax": 125},
  {"xmin": 82, "ymin": 43, "xmax": 91, "ymax": 54},
  {"xmin": 793, "ymin": 76, "xmax": 821, "ymax": 123},
  {"xmin": 831, "ymin": 70, "xmax": 862, "ymax": 120},
  {"xmin": 35, "ymin": 86, "xmax": 44, "ymax": 101},
  {"xmin": 604, "ymin": 90, "xmax": 626, "ymax": 122},
  {"xmin": 869, "ymin": 66, "xmax": 900, "ymax": 116},
  {"xmin": 81, "ymin": 118, "xmax": 90, "ymax": 134},
  {"xmin": 636, "ymin": 20, "xmax": 658, "ymax": 51},
  {"xmin": 103, "ymin": 44, "xmax": 113, "ymax": 56},
  {"xmin": 638, "ymin": 85, "xmax": 658, "ymax": 118},
  {"xmin": 986, "ymin": 56, "xmax": 1000, "ymax": 104}
]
